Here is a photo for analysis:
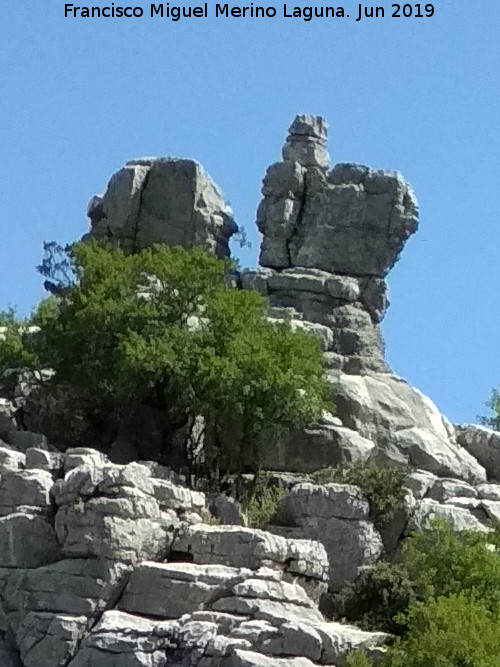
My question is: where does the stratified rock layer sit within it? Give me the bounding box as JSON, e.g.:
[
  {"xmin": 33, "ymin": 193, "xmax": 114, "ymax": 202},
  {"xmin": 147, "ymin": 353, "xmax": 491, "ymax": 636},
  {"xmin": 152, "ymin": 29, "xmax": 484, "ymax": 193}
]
[
  {"xmin": 0, "ymin": 446, "xmax": 393, "ymax": 667},
  {"xmin": 246, "ymin": 116, "xmax": 483, "ymax": 483}
]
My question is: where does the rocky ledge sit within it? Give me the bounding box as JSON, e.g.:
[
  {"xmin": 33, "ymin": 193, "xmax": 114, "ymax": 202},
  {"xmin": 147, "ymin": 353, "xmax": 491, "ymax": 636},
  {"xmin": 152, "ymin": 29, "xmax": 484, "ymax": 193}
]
[{"xmin": 0, "ymin": 444, "xmax": 392, "ymax": 666}]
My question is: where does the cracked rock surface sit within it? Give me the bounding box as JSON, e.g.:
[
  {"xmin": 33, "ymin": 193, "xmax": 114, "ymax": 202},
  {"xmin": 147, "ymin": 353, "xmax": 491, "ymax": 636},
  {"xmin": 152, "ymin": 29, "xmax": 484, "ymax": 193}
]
[
  {"xmin": 244, "ymin": 116, "xmax": 484, "ymax": 482},
  {"xmin": 86, "ymin": 158, "xmax": 237, "ymax": 258},
  {"xmin": 0, "ymin": 446, "xmax": 392, "ymax": 666},
  {"xmin": 0, "ymin": 437, "xmax": 499, "ymax": 664}
]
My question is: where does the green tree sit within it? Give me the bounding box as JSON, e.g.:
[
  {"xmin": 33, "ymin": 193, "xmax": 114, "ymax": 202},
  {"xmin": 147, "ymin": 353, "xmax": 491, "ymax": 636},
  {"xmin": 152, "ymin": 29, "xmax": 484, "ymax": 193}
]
[
  {"xmin": 0, "ymin": 241, "xmax": 329, "ymax": 483},
  {"xmin": 480, "ymin": 388, "xmax": 500, "ymax": 430},
  {"xmin": 335, "ymin": 560, "xmax": 416, "ymax": 634},
  {"xmin": 334, "ymin": 519, "xmax": 500, "ymax": 637},
  {"xmin": 384, "ymin": 594, "xmax": 500, "ymax": 667},
  {"xmin": 400, "ymin": 519, "xmax": 500, "ymax": 609}
]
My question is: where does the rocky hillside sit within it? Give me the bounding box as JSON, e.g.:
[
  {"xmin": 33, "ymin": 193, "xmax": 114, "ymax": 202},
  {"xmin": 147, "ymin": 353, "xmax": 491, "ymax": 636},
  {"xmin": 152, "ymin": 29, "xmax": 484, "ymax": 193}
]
[{"xmin": 1, "ymin": 115, "xmax": 499, "ymax": 665}]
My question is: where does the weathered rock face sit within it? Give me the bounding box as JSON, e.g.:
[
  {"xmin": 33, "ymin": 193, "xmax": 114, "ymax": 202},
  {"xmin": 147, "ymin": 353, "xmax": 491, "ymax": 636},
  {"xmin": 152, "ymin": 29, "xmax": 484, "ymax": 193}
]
[
  {"xmin": 456, "ymin": 424, "xmax": 500, "ymax": 482},
  {"xmin": 0, "ymin": 443, "xmax": 394, "ymax": 666},
  {"xmin": 245, "ymin": 114, "xmax": 417, "ymax": 375},
  {"xmin": 1, "ymin": 439, "xmax": 497, "ymax": 665},
  {"xmin": 270, "ymin": 483, "xmax": 384, "ymax": 592},
  {"xmin": 245, "ymin": 116, "xmax": 483, "ymax": 483},
  {"xmin": 257, "ymin": 119, "xmax": 418, "ymax": 277},
  {"xmin": 86, "ymin": 158, "xmax": 238, "ymax": 258}
]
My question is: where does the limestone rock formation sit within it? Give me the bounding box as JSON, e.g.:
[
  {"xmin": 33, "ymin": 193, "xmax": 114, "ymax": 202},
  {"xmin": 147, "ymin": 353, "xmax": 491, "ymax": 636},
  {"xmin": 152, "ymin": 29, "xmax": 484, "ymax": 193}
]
[
  {"xmin": 257, "ymin": 116, "xmax": 417, "ymax": 277},
  {"xmin": 245, "ymin": 115, "xmax": 485, "ymax": 484},
  {"xmin": 244, "ymin": 113, "xmax": 418, "ymax": 377},
  {"xmin": 2, "ymin": 114, "xmax": 500, "ymax": 665},
  {"xmin": 86, "ymin": 158, "xmax": 238, "ymax": 258},
  {"xmin": 270, "ymin": 483, "xmax": 384, "ymax": 591},
  {"xmin": 0, "ymin": 440, "xmax": 500, "ymax": 664},
  {"xmin": 0, "ymin": 444, "xmax": 393, "ymax": 666}
]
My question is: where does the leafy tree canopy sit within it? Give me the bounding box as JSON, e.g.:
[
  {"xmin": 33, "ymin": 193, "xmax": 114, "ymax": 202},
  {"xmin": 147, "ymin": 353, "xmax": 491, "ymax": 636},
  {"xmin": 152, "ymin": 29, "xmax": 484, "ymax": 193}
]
[
  {"xmin": 0, "ymin": 241, "xmax": 330, "ymax": 483},
  {"xmin": 385, "ymin": 594, "xmax": 500, "ymax": 667}
]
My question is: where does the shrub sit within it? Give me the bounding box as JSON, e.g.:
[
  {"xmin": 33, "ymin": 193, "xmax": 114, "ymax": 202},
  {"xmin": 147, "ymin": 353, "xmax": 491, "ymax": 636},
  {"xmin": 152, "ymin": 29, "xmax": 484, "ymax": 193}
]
[
  {"xmin": 240, "ymin": 474, "xmax": 289, "ymax": 528},
  {"xmin": 335, "ymin": 561, "xmax": 416, "ymax": 634},
  {"xmin": 399, "ymin": 518, "xmax": 500, "ymax": 609},
  {"xmin": 480, "ymin": 388, "xmax": 500, "ymax": 430},
  {"xmin": 311, "ymin": 463, "xmax": 407, "ymax": 526},
  {"xmin": 383, "ymin": 594, "xmax": 500, "ymax": 667},
  {"xmin": 346, "ymin": 651, "xmax": 373, "ymax": 667}
]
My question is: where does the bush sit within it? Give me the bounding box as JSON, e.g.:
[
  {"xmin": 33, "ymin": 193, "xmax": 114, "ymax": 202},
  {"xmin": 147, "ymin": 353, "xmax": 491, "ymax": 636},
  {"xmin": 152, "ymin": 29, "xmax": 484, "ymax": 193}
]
[
  {"xmin": 311, "ymin": 463, "xmax": 407, "ymax": 526},
  {"xmin": 335, "ymin": 561, "xmax": 416, "ymax": 634},
  {"xmin": 346, "ymin": 651, "xmax": 373, "ymax": 667},
  {"xmin": 399, "ymin": 518, "xmax": 500, "ymax": 609},
  {"xmin": 240, "ymin": 474, "xmax": 289, "ymax": 528},
  {"xmin": 335, "ymin": 519, "xmax": 500, "ymax": 637},
  {"xmin": 480, "ymin": 388, "xmax": 500, "ymax": 430},
  {"xmin": 383, "ymin": 594, "xmax": 500, "ymax": 667},
  {"xmin": 0, "ymin": 242, "xmax": 330, "ymax": 483}
]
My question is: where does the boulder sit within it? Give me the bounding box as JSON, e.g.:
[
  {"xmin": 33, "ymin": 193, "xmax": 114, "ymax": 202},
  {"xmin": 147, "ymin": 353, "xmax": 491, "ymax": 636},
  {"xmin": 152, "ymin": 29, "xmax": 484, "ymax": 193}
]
[
  {"xmin": 408, "ymin": 498, "xmax": 489, "ymax": 533},
  {"xmin": 0, "ymin": 470, "xmax": 54, "ymax": 517},
  {"xmin": 53, "ymin": 463, "xmax": 171, "ymax": 563},
  {"xmin": 456, "ymin": 424, "xmax": 500, "ymax": 482},
  {"xmin": 476, "ymin": 483, "xmax": 500, "ymax": 501},
  {"xmin": 0, "ymin": 448, "xmax": 25, "ymax": 473},
  {"xmin": 172, "ymin": 525, "xmax": 329, "ymax": 584},
  {"xmin": 336, "ymin": 373, "xmax": 486, "ymax": 484},
  {"xmin": 85, "ymin": 158, "xmax": 237, "ymax": 258},
  {"xmin": 16, "ymin": 613, "xmax": 87, "ymax": 667},
  {"xmin": 261, "ymin": 423, "xmax": 375, "ymax": 474},
  {"xmin": 427, "ymin": 478, "xmax": 477, "ymax": 503},
  {"xmin": 119, "ymin": 562, "xmax": 253, "ymax": 619},
  {"xmin": 0, "ymin": 559, "xmax": 130, "ymax": 635},
  {"xmin": 67, "ymin": 611, "xmax": 179, "ymax": 667},
  {"xmin": 209, "ymin": 494, "xmax": 246, "ymax": 526},
  {"xmin": 0, "ymin": 514, "xmax": 61, "ymax": 568},
  {"xmin": 271, "ymin": 484, "xmax": 384, "ymax": 591}
]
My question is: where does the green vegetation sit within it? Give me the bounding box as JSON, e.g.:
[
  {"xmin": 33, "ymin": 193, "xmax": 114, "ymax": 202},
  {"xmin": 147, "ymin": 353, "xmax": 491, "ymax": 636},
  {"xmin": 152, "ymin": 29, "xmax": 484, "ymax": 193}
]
[
  {"xmin": 341, "ymin": 519, "xmax": 500, "ymax": 666},
  {"xmin": 311, "ymin": 462, "xmax": 407, "ymax": 526},
  {"xmin": 0, "ymin": 241, "xmax": 329, "ymax": 484},
  {"xmin": 481, "ymin": 388, "xmax": 500, "ymax": 430},
  {"xmin": 240, "ymin": 474, "xmax": 289, "ymax": 528},
  {"xmin": 345, "ymin": 651, "xmax": 372, "ymax": 667},
  {"xmin": 385, "ymin": 594, "xmax": 500, "ymax": 667},
  {"xmin": 400, "ymin": 519, "xmax": 500, "ymax": 608},
  {"xmin": 335, "ymin": 560, "xmax": 416, "ymax": 634}
]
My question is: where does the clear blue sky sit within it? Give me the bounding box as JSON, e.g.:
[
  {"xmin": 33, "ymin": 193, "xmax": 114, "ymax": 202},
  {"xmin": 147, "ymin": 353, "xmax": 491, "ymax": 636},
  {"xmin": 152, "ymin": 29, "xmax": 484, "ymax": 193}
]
[{"xmin": 1, "ymin": 0, "xmax": 499, "ymax": 425}]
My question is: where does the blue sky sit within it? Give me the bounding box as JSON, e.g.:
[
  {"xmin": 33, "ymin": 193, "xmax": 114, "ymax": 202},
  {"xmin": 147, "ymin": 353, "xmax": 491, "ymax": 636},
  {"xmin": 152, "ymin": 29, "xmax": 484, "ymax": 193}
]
[{"xmin": 1, "ymin": 0, "xmax": 499, "ymax": 425}]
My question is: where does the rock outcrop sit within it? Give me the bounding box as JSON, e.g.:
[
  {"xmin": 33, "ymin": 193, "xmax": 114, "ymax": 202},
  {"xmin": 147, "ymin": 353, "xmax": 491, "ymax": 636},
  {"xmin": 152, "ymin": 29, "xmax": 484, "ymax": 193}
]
[
  {"xmin": 1, "ymin": 441, "xmax": 500, "ymax": 665},
  {"xmin": 244, "ymin": 116, "xmax": 485, "ymax": 484},
  {"xmin": 0, "ymin": 445, "xmax": 392, "ymax": 666},
  {"xmin": 86, "ymin": 158, "xmax": 237, "ymax": 258},
  {"xmin": 2, "ymin": 114, "xmax": 499, "ymax": 665}
]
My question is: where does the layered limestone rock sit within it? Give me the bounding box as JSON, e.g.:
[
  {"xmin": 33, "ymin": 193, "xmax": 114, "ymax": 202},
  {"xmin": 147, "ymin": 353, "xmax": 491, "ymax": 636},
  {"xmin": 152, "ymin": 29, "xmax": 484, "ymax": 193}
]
[
  {"xmin": 270, "ymin": 483, "xmax": 384, "ymax": 591},
  {"xmin": 1, "ymin": 439, "xmax": 500, "ymax": 665},
  {"xmin": 248, "ymin": 113, "xmax": 418, "ymax": 376},
  {"xmin": 246, "ymin": 115, "xmax": 485, "ymax": 484},
  {"xmin": 0, "ymin": 442, "xmax": 395, "ymax": 666},
  {"xmin": 86, "ymin": 157, "xmax": 237, "ymax": 258}
]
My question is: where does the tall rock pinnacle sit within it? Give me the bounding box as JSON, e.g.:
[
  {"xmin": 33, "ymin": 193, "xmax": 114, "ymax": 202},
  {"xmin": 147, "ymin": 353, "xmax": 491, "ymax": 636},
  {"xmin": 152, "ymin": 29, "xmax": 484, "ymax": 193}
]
[{"xmin": 257, "ymin": 114, "xmax": 419, "ymax": 276}]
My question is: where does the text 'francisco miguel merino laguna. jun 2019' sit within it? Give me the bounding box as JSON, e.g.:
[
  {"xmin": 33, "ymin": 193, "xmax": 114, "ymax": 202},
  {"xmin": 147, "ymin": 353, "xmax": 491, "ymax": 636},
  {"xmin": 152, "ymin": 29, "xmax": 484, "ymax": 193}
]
[{"xmin": 63, "ymin": 3, "xmax": 436, "ymax": 21}]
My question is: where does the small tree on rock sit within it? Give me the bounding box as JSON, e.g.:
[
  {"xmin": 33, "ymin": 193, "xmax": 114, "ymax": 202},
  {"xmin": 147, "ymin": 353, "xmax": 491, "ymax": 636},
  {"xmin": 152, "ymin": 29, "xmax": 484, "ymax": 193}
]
[{"xmin": 0, "ymin": 241, "xmax": 330, "ymax": 485}]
